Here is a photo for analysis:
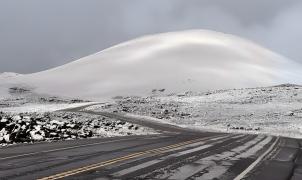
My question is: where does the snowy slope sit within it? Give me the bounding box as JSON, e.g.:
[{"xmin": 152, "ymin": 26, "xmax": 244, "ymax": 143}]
[
  {"xmin": 88, "ymin": 84, "xmax": 302, "ymax": 138},
  {"xmin": 0, "ymin": 72, "xmax": 23, "ymax": 100},
  {"xmin": 3, "ymin": 30, "xmax": 302, "ymax": 100}
]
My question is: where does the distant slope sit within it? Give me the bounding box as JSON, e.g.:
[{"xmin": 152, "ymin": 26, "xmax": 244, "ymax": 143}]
[
  {"xmin": 95, "ymin": 84, "xmax": 302, "ymax": 138},
  {"xmin": 4, "ymin": 30, "xmax": 302, "ymax": 100}
]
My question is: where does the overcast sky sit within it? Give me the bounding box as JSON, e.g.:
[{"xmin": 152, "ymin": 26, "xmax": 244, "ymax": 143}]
[{"xmin": 1, "ymin": 0, "xmax": 302, "ymax": 73}]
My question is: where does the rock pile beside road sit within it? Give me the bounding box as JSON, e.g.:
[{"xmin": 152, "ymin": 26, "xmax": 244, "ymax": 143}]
[{"xmin": 0, "ymin": 111, "xmax": 145, "ymax": 146}]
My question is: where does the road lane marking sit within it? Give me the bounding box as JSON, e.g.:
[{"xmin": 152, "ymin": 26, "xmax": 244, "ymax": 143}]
[
  {"xmin": 236, "ymin": 136, "xmax": 272, "ymax": 159},
  {"xmin": 111, "ymin": 135, "xmax": 239, "ymax": 177},
  {"xmin": 38, "ymin": 139, "xmax": 205, "ymax": 180},
  {"xmin": 38, "ymin": 134, "xmax": 230, "ymax": 180},
  {"xmin": 113, "ymin": 145, "xmax": 214, "ymax": 177},
  {"xmin": 171, "ymin": 135, "xmax": 256, "ymax": 179},
  {"xmin": 0, "ymin": 136, "xmax": 165, "ymax": 161},
  {"xmin": 124, "ymin": 133, "xmax": 243, "ymax": 180},
  {"xmin": 38, "ymin": 137, "xmax": 217, "ymax": 180},
  {"xmin": 187, "ymin": 135, "xmax": 269, "ymax": 180},
  {"xmin": 233, "ymin": 136, "xmax": 280, "ymax": 180}
]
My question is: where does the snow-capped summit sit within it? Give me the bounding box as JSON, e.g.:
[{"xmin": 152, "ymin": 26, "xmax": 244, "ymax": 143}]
[{"xmin": 5, "ymin": 30, "xmax": 302, "ymax": 100}]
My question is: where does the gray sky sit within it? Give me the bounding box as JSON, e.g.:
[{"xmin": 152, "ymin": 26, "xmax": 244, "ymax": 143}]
[{"xmin": 1, "ymin": 0, "xmax": 302, "ymax": 74}]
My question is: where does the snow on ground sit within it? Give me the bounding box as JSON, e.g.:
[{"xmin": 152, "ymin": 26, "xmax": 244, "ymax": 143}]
[
  {"xmin": 0, "ymin": 102, "xmax": 95, "ymax": 113},
  {"xmin": 85, "ymin": 84, "xmax": 302, "ymax": 139},
  {"xmin": 0, "ymin": 84, "xmax": 156, "ymax": 146},
  {"xmin": 1, "ymin": 30, "xmax": 302, "ymax": 142},
  {"xmin": 0, "ymin": 84, "xmax": 95, "ymax": 113}
]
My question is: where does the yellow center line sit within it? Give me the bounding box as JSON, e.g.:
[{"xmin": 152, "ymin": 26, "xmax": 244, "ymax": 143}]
[{"xmin": 38, "ymin": 135, "xmax": 227, "ymax": 180}]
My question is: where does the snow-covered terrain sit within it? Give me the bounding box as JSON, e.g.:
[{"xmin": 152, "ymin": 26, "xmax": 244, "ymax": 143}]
[
  {"xmin": 0, "ymin": 84, "xmax": 155, "ymax": 146},
  {"xmin": 1, "ymin": 30, "xmax": 302, "ymax": 100},
  {"xmin": 0, "ymin": 84, "xmax": 94, "ymax": 113},
  {"xmin": 85, "ymin": 84, "xmax": 302, "ymax": 138},
  {"xmin": 1, "ymin": 30, "xmax": 302, "ymax": 140},
  {"xmin": 0, "ymin": 103, "xmax": 94, "ymax": 113}
]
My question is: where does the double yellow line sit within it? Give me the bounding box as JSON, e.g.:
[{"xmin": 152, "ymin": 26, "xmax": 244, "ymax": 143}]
[{"xmin": 38, "ymin": 136, "xmax": 219, "ymax": 180}]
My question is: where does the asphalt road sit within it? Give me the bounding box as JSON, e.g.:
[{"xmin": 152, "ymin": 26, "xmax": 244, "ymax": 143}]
[{"xmin": 0, "ymin": 108, "xmax": 302, "ymax": 180}]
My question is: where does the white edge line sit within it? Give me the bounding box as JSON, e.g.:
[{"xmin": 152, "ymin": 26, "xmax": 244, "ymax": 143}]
[
  {"xmin": 0, "ymin": 134, "xmax": 227, "ymax": 161},
  {"xmin": 233, "ymin": 136, "xmax": 280, "ymax": 180},
  {"xmin": 0, "ymin": 135, "xmax": 165, "ymax": 160}
]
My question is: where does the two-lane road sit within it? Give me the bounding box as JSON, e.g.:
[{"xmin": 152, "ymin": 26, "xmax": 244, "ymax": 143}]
[{"xmin": 0, "ymin": 109, "xmax": 301, "ymax": 180}]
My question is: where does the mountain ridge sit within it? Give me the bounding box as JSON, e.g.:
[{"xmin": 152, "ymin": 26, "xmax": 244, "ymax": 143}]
[{"xmin": 2, "ymin": 30, "xmax": 302, "ymax": 100}]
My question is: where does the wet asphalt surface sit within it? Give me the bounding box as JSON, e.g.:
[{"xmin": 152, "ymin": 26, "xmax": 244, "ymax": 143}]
[{"xmin": 0, "ymin": 108, "xmax": 302, "ymax": 180}]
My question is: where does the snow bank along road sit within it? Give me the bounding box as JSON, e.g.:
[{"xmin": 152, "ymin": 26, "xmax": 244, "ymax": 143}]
[{"xmin": 0, "ymin": 108, "xmax": 302, "ymax": 180}]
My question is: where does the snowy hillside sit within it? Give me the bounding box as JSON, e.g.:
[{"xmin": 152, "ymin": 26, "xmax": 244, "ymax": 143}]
[
  {"xmin": 0, "ymin": 72, "xmax": 22, "ymax": 100},
  {"xmin": 86, "ymin": 84, "xmax": 302, "ymax": 138},
  {"xmin": 1, "ymin": 30, "xmax": 302, "ymax": 100}
]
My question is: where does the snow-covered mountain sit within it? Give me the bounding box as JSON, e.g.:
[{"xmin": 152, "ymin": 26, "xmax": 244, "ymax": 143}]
[{"xmin": 2, "ymin": 30, "xmax": 302, "ymax": 100}]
